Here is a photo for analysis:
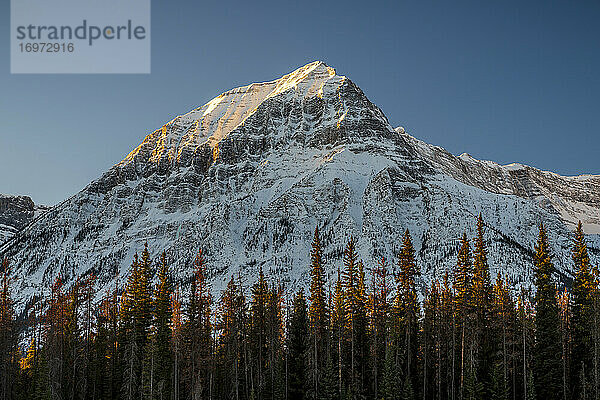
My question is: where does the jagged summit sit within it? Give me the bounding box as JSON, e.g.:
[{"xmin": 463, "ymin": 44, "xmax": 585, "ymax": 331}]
[
  {"xmin": 0, "ymin": 194, "xmax": 47, "ymax": 244},
  {"xmin": 119, "ymin": 61, "xmax": 351, "ymax": 168}
]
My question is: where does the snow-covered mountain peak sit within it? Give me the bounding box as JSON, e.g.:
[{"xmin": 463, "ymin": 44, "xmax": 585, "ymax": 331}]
[
  {"xmin": 2, "ymin": 64, "xmax": 599, "ymax": 310},
  {"xmin": 119, "ymin": 61, "xmax": 348, "ymax": 169}
]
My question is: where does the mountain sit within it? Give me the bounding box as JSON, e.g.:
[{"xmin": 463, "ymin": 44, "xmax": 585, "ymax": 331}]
[
  {"xmin": 1, "ymin": 61, "xmax": 599, "ymax": 305},
  {"xmin": 0, "ymin": 194, "xmax": 48, "ymax": 244}
]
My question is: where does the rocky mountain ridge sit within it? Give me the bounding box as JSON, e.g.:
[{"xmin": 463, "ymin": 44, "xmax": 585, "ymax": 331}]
[
  {"xmin": 0, "ymin": 194, "xmax": 48, "ymax": 245},
  {"xmin": 1, "ymin": 61, "xmax": 598, "ymax": 306}
]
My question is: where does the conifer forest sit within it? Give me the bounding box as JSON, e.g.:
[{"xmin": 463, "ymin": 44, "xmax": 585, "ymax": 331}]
[{"xmin": 0, "ymin": 215, "xmax": 598, "ymax": 400}]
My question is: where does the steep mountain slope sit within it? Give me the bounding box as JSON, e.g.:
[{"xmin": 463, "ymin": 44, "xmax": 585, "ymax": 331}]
[
  {"xmin": 1, "ymin": 61, "xmax": 598, "ymax": 305},
  {"xmin": 0, "ymin": 195, "xmax": 47, "ymax": 244}
]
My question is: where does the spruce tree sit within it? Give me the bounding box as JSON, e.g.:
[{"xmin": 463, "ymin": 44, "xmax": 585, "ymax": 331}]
[
  {"xmin": 396, "ymin": 229, "xmax": 420, "ymax": 399},
  {"xmin": 249, "ymin": 267, "xmax": 269, "ymax": 399},
  {"xmin": 120, "ymin": 245, "xmax": 153, "ymax": 400},
  {"xmin": 153, "ymin": 251, "xmax": 174, "ymax": 399},
  {"xmin": 331, "ymin": 268, "xmax": 345, "ymax": 399},
  {"xmin": 492, "ymin": 275, "xmax": 514, "ymax": 400},
  {"xmin": 264, "ymin": 283, "xmax": 284, "ymax": 399},
  {"xmin": 422, "ymin": 280, "xmax": 440, "ymax": 400},
  {"xmin": 341, "ymin": 238, "xmax": 368, "ymax": 398},
  {"xmin": 308, "ymin": 227, "xmax": 328, "ymax": 400},
  {"xmin": 370, "ymin": 257, "xmax": 391, "ymax": 399},
  {"xmin": 472, "ymin": 215, "xmax": 493, "ymax": 396},
  {"xmin": 185, "ymin": 248, "xmax": 212, "ymax": 399},
  {"xmin": 532, "ymin": 223, "xmax": 562, "ymax": 400},
  {"xmin": 288, "ymin": 290, "xmax": 309, "ymax": 400},
  {"xmin": 0, "ymin": 259, "xmax": 17, "ymax": 400},
  {"xmin": 571, "ymin": 221, "xmax": 596, "ymax": 400},
  {"xmin": 216, "ymin": 276, "xmax": 247, "ymax": 400},
  {"xmin": 454, "ymin": 233, "xmax": 473, "ymax": 400}
]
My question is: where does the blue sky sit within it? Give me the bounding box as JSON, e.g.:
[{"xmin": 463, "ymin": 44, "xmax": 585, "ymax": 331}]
[{"xmin": 1, "ymin": 0, "xmax": 599, "ymax": 205}]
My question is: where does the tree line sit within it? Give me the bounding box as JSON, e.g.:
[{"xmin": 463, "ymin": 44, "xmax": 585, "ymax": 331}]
[{"xmin": 0, "ymin": 215, "xmax": 598, "ymax": 400}]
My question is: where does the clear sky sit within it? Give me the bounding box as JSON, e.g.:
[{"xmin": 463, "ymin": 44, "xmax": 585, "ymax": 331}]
[{"xmin": 1, "ymin": 0, "xmax": 599, "ymax": 205}]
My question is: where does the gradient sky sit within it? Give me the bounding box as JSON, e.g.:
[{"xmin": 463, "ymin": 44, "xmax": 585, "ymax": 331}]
[{"xmin": 1, "ymin": 0, "xmax": 599, "ymax": 205}]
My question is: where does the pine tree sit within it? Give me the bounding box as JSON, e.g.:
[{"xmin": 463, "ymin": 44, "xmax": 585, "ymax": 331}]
[
  {"xmin": 120, "ymin": 245, "xmax": 153, "ymax": 400},
  {"xmin": 152, "ymin": 251, "xmax": 174, "ymax": 399},
  {"xmin": 570, "ymin": 221, "xmax": 596, "ymax": 400},
  {"xmin": 94, "ymin": 285, "xmax": 119, "ymax": 400},
  {"xmin": 341, "ymin": 238, "xmax": 369, "ymax": 398},
  {"xmin": 308, "ymin": 227, "xmax": 328, "ymax": 400},
  {"xmin": 217, "ymin": 276, "xmax": 247, "ymax": 400},
  {"xmin": 532, "ymin": 223, "xmax": 562, "ymax": 400},
  {"xmin": 439, "ymin": 273, "xmax": 456, "ymax": 400},
  {"xmin": 171, "ymin": 288, "xmax": 183, "ymax": 400},
  {"xmin": 331, "ymin": 268, "xmax": 345, "ymax": 399},
  {"xmin": 517, "ymin": 289, "xmax": 535, "ymax": 400},
  {"xmin": 454, "ymin": 233, "xmax": 474, "ymax": 400},
  {"xmin": 249, "ymin": 267, "xmax": 270, "ymax": 399},
  {"xmin": 396, "ymin": 230, "xmax": 420, "ymax": 399},
  {"xmin": 381, "ymin": 344, "xmax": 400, "ymax": 400},
  {"xmin": 44, "ymin": 277, "xmax": 71, "ymax": 400},
  {"xmin": 472, "ymin": 215, "xmax": 493, "ymax": 395},
  {"xmin": 264, "ymin": 283, "xmax": 284, "ymax": 399},
  {"xmin": 185, "ymin": 248, "xmax": 213, "ymax": 400},
  {"xmin": 287, "ymin": 290, "xmax": 309, "ymax": 400},
  {"xmin": 422, "ymin": 280, "xmax": 440, "ymax": 400},
  {"xmin": 492, "ymin": 275, "xmax": 514, "ymax": 400},
  {"xmin": 557, "ymin": 289, "xmax": 571, "ymax": 400},
  {"xmin": 0, "ymin": 259, "xmax": 18, "ymax": 400},
  {"xmin": 370, "ymin": 257, "xmax": 391, "ymax": 399},
  {"xmin": 489, "ymin": 361, "xmax": 509, "ymax": 400}
]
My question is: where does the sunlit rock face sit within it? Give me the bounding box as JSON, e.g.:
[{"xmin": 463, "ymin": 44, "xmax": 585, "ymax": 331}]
[{"xmin": 2, "ymin": 61, "xmax": 599, "ymax": 306}]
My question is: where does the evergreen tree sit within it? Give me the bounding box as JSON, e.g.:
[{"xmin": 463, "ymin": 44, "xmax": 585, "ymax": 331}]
[
  {"xmin": 94, "ymin": 285, "xmax": 119, "ymax": 400},
  {"xmin": 570, "ymin": 221, "xmax": 596, "ymax": 400},
  {"xmin": 454, "ymin": 233, "xmax": 474, "ymax": 400},
  {"xmin": 120, "ymin": 245, "xmax": 153, "ymax": 400},
  {"xmin": 370, "ymin": 257, "xmax": 391, "ymax": 399},
  {"xmin": 217, "ymin": 276, "xmax": 247, "ymax": 400},
  {"xmin": 341, "ymin": 238, "xmax": 369, "ymax": 398},
  {"xmin": 287, "ymin": 290, "xmax": 309, "ymax": 400},
  {"xmin": 421, "ymin": 280, "xmax": 440, "ymax": 400},
  {"xmin": 557, "ymin": 289, "xmax": 571, "ymax": 400},
  {"xmin": 0, "ymin": 259, "xmax": 17, "ymax": 400},
  {"xmin": 249, "ymin": 267, "xmax": 270, "ymax": 399},
  {"xmin": 184, "ymin": 248, "xmax": 213, "ymax": 399},
  {"xmin": 308, "ymin": 227, "xmax": 328, "ymax": 400},
  {"xmin": 171, "ymin": 288, "xmax": 183, "ymax": 400},
  {"xmin": 472, "ymin": 215, "xmax": 494, "ymax": 395},
  {"xmin": 152, "ymin": 251, "xmax": 174, "ymax": 399},
  {"xmin": 396, "ymin": 230, "xmax": 420, "ymax": 399},
  {"xmin": 532, "ymin": 223, "xmax": 562, "ymax": 400},
  {"xmin": 331, "ymin": 268, "xmax": 345, "ymax": 399},
  {"xmin": 517, "ymin": 289, "xmax": 536, "ymax": 400},
  {"xmin": 264, "ymin": 283, "xmax": 284, "ymax": 399},
  {"xmin": 492, "ymin": 275, "xmax": 515, "ymax": 400}
]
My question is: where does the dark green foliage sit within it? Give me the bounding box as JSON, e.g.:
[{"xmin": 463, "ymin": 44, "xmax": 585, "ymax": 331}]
[
  {"xmin": 396, "ymin": 230, "xmax": 420, "ymax": 399},
  {"xmin": 570, "ymin": 221, "xmax": 596, "ymax": 400},
  {"xmin": 151, "ymin": 251, "xmax": 173, "ymax": 399},
  {"xmin": 308, "ymin": 227, "xmax": 328, "ymax": 400},
  {"xmin": 0, "ymin": 259, "xmax": 18, "ymax": 400},
  {"xmin": 532, "ymin": 223, "xmax": 562, "ymax": 400},
  {"xmin": 183, "ymin": 248, "xmax": 213, "ymax": 399},
  {"xmin": 288, "ymin": 290, "xmax": 309, "ymax": 400}
]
